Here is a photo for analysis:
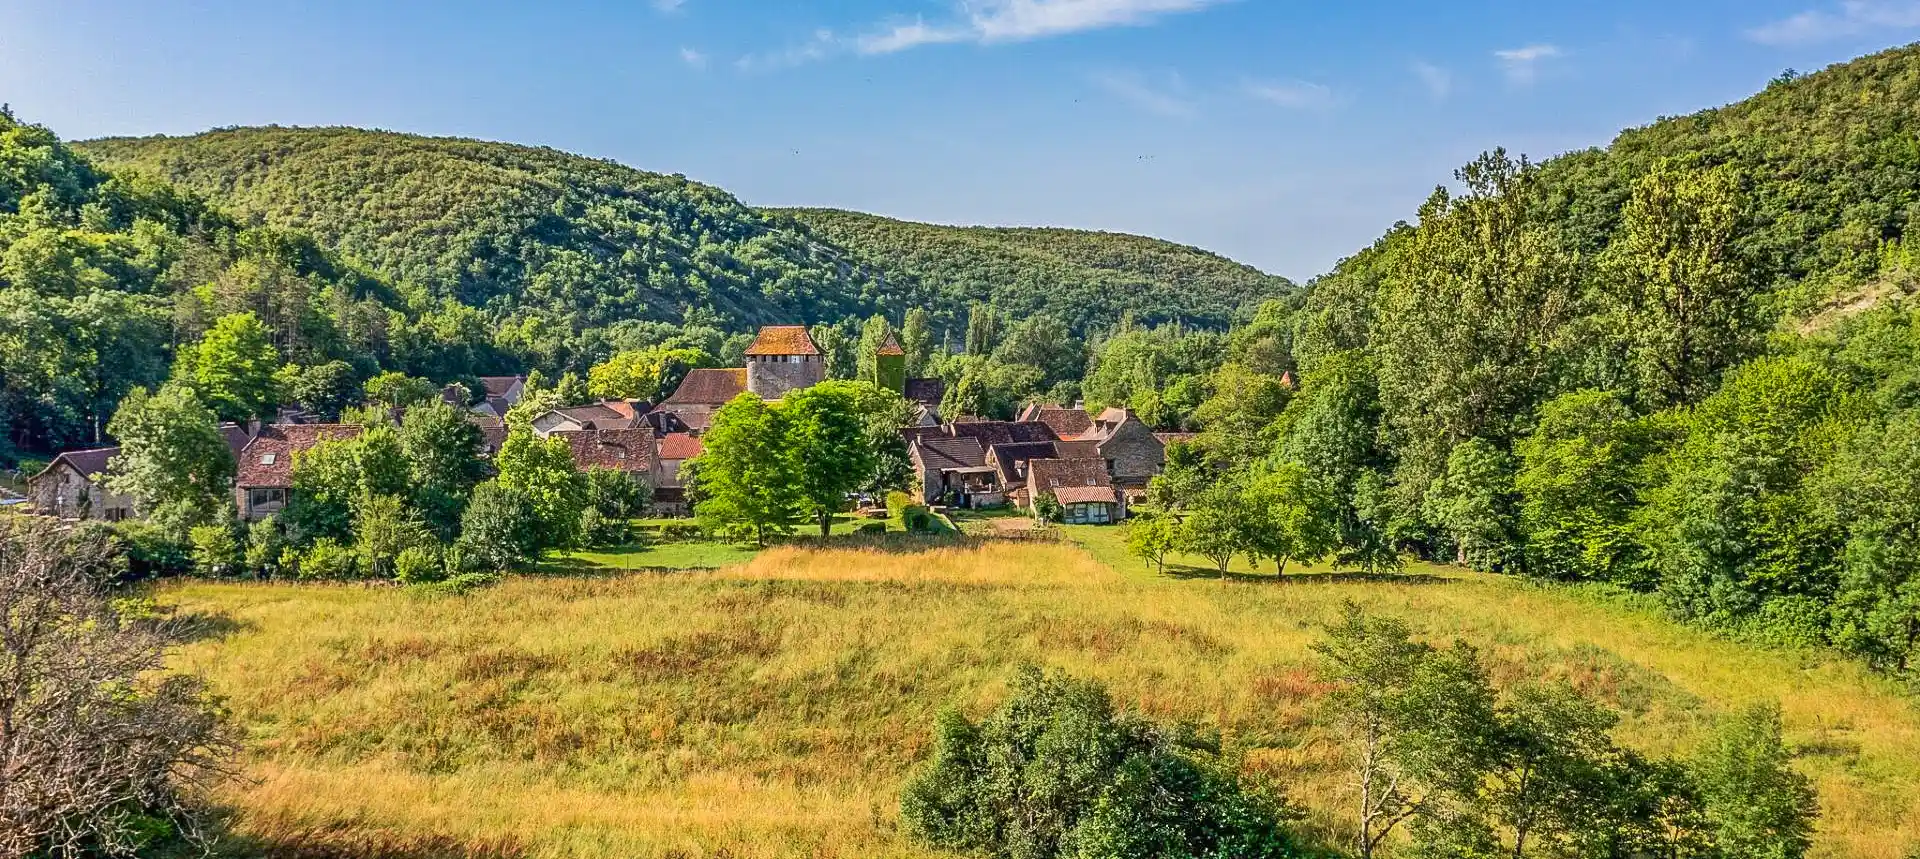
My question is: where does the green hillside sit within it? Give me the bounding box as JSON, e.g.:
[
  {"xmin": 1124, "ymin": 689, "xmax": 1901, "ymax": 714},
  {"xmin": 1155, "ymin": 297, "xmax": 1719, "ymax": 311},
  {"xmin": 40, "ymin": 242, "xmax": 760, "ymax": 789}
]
[
  {"xmin": 76, "ymin": 128, "xmax": 1291, "ymax": 336},
  {"xmin": 771, "ymin": 207, "xmax": 1295, "ymax": 333}
]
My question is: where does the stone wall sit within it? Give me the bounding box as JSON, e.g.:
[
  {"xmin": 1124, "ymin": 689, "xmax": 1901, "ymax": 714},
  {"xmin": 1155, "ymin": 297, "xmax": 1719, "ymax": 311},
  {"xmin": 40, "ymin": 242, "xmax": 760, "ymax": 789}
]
[{"xmin": 746, "ymin": 355, "xmax": 824, "ymax": 399}]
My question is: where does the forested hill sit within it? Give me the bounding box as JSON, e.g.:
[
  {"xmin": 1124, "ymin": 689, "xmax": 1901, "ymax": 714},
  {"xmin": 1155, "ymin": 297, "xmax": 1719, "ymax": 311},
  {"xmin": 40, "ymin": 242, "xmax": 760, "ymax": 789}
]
[
  {"xmin": 76, "ymin": 127, "xmax": 1289, "ymax": 335},
  {"xmin": 770, "ymin": 208, "xmax": 1295, "ymax": 334}
]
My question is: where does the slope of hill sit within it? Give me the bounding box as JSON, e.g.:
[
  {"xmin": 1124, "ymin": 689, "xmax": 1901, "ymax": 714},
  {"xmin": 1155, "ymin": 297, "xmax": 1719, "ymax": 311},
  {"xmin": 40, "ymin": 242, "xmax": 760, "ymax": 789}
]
[
  {"xmin": 770, "ymin": 207, "xmax": 1295, "ymax": 333},
  {"xmin": 76, "ymin": 128, "xmax": 1291, "ymax": 335}
]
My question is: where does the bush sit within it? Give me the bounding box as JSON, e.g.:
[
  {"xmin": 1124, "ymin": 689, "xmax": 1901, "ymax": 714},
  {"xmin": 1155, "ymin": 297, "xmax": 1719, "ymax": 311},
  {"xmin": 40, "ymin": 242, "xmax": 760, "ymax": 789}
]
[
  {"xmin": 1034, "ymin": 493, "xmax": 1063, "ymax": 522},
  {"xmin": 660, "ymin": 522, "xmax": 707, "ymax": 542},
  {"xmin": 887, "ymin": 490, "xmax": 914, "ymax": 520},
  {"xmin": 901, "ymin": 666, "xmax": 1304, "ymax": 859},
  {"xmin": 188, "ymin": 523, "xmax": 241, "ymax": 577},
  {"xmin": 902, "ymin": 505, "xmax": 936, "ymax": 533},
  {"xmin": 245, "ymin": 516, "xmax": 286, "ymax": 578},
  {"xmin": 857, "ymin": 521, "xmax": 889, "ymax": 535},
  {"xmin": 457, "ymin": 480, "xmax": 542, "ymax": 573},
  {"xmin": 393, "ymin": 545, "xmax": 444, "ymax": 584},
  {"xmin": 298, "ymin": 537, "xmax": 357, "ymax": 580},
  {"xmin": 111, "ymin": 521, "xmax": 191, "ymax": 579}
]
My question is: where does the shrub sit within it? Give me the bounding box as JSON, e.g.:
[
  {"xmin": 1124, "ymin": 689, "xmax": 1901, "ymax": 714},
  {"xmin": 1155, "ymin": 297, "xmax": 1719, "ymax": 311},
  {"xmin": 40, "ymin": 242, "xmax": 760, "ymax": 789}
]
[
  {"xmin": 393, "ymin": 545, "xmax": 445, "ymax": 585},
  {"xmin": 245, "ymin": 516, "xmax": 286, "ymax": 578},
  {"xmin": 1034, "ymin": 492, "xmax": 1063, "ymax": 522},
  {"xmin": 111, "ymin": 521, "xmax": 191, "ymax": 579},
  {"xmin": 887, "ymin": 490, "xmax": 914, "ymax": 520},
  {"xmin": 902, "ymin": 505, "xmax": 936, "ymax": 533},
  {"xmin": 188, "ymin": 523, "xmax": 241, "ymax": 577},
  {"xmin": 299, "ymin": 537, "xmax": 357, "ymax": 580},
  {"xmin": 457, "ymin": 480, "xmax": 542, "ymax": 573},
  {"xmin": 857, "ymin": 521, "xmax": 889, "ymax": 535},
  {"xmin": 660, "ymin": 522, "xmax": 707, "ymax": 542},
  {"xmin": 901, "ymin": 666, "xmax": 1304, "ymax": 859}
]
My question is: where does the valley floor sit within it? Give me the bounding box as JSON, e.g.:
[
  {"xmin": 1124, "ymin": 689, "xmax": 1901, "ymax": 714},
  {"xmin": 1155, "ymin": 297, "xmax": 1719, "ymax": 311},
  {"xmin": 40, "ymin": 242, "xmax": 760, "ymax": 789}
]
[{"xmin": 161, "ymin": 532, "xmax": 1920, "ymax": 859}]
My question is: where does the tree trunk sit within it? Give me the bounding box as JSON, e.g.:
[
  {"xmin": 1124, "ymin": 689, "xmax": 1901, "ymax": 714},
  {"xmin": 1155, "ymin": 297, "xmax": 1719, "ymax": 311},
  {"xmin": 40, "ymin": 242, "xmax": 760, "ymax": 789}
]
[
  {"xmin": 1277, "ymin": 556, "xmax": 1289, "ymax": 577},
  {"xmin": 819, "ymin": 510, "xmax": 832, "ymax": 539}
]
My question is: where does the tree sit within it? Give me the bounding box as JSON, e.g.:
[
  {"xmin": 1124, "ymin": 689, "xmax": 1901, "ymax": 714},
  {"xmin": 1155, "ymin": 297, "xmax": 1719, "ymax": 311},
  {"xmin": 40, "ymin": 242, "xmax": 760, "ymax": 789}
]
[
  {"xmin": 188, "ymin": 523, "xmax": 241, "ymax": 577},
  {"xmin": 1312, "ymin": 603, "xmax": 1434, "ymax": 859},
  {"xmin": 963, "ymin": 301, "xmax": 1000, "ymax": 356},
  {"xmin": 283, "ymin": 425, "xmax": 410, "ymax": 547},
  {"xmin": 0, "ymin": 520, "xmax": 237, "ymax": 857},
  {"xmin": 1193, "ymin": 363, "xmax": 1292, "ymax": 469},
  {"xmin": 856, "ymin": 314, "xmax": 895, "ymax": 386},
  {"xmin": 1178, "ymin": 483, "xmax": 1247, "ymax": 576},
  {"xmin": 1603, "ymin": 162, "xmax": 1760, "ymax": 408},
  {"xmin": 1373, "ymin": 151, "xmax": 1583, "ymax": 519},
  {"xmin": 290, "ymin": 359, "xmax": 360, "ymax": 418},
  {"xmin": 1240, "ymin": 464, "xmax": 1339, "ymax": 575},
  {"xmin": 172, "ymin": 311, "xmax": 282, "ymax": 421},
  {"xmin": 362, "ymin": 370, "xmax": 439, "ymax": 410},
  {"xmin": 899, "ymin": 666, "xmax": 1304, "ymax": 859},
  {"xmin": 398, "ymin": 401, "xmax": 486, "ymax": 539},
  {"xmin": 1125, "ymin": 514, "xmax": 1176, "ymax": 574},
  {"xmin": 1424, "ymin": 437, "xmax": 1522, "ymax": 571},
  {"xmin": 494, "ymin": 427, "xmax": 588, "ymax": 550},
  {"xmin": 901, "ymin": 307, "xmax": 934, "ymax": 377},
  {"xmin": 588, "ymin": 345, "xmax": 712, "ymax": 401},
  {"xmin": 1821, "ymin": 409, "xmax": 1920, "ymax": 678},
  {"xmin": 104, "ymin": 384, "xmax": 235, "ymax": 536},
  {"xmin": 457, "ymin": 480, "xmax": 543, "ymax": 572},
  {"xmin": 1691, "ymin": 703, "xmax": 1818, "ymax": 859},
  {"xmin": 783, "ymin": 381, "xmax": 878, "ymax": 538},
  {"xmin": 993, "ymin": 313, "xmax": 1085, "ymax": 390},
  {"xmin": 692, "ymin": 393, "xmax": 801, "ymax": 545},
  {"xmin": 353, "ymin": 492, "xmax": 433, "ymax": 580},
  {"xmin": 1516, "ymin": 390, "xmax": 1661, "ymax": 585},
  {"xmin": 1277, "ymin": 351, "xmax": 1400, "ymax": 572}
]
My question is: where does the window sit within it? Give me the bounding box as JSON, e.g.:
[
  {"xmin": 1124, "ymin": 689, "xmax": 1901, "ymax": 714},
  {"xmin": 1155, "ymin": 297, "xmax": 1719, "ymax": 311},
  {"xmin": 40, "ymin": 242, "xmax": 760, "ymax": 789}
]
[
  {"xmin": 104, "ymin": 508, "xmax": 129, "ymax": 523},
  {"xmin": 260, "ymin": 452, "xmax": 277, "ymax": 465}
]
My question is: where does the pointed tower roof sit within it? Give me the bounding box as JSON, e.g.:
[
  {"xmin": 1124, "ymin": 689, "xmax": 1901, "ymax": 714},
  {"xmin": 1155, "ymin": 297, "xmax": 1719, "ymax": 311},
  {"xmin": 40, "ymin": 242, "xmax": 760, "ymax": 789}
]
[
  {"xmin": 877, "ymin": 331, "xmax": 905, "ymax": 356},
  {"xmin": 744, "ymin": 325, "xmax": 820, "ymax": 356}
]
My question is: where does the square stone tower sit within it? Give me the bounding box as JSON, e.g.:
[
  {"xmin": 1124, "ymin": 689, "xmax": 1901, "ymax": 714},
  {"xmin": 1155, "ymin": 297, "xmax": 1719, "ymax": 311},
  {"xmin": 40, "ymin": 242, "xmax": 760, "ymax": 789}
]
[{"xmin": 744, "ymin": 325, "xmax": 825, "ymax": 399}]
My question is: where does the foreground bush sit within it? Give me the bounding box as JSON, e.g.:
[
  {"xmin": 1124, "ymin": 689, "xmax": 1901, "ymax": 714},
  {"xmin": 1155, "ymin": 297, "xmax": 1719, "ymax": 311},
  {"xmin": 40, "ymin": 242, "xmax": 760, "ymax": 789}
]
[
  {"xmin": 0, "ymin": 519, "xmax": 236, "ymax": 855},
  {"xmin": 901, "ymin": 665, "xmax": 1306, "ymax": 859}
]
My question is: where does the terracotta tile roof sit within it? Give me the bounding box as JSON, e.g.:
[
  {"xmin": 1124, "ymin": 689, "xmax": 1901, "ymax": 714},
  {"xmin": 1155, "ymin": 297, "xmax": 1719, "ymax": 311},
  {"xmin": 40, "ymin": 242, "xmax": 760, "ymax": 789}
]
[
  {"xmin": 553, "ymin": 428, "xmax": 655, "ymax": 474},
  {"xmin": 1051, "ymin": 485, "xmax": 1120, "ymax": 505},
  {"xmin": 1095, "ymin": 407, "xmax": 1131, "ymax": 425},
  {"xmin": 986, "ymin": 441, "xmax": 1056, "ymax": 485},
  {"xmin": 38, "ymin": 447, "xmax": 119, "ymax": 482},
  {"xmin": 1029, "ymin": 457, "xmax": 1112, "ymax": 491},
  {"xmin": 917, "ymin": 437, "xmax": 987, "ymax": 471},
  {"xmin": 1031, "ymin": 407, "xmax": 1093, "ymax": 439},
  {"xmin": 901, "ymin": 420, "xmax": 1058, "ymax": 451},
  {"xmin": 904, "ymin": 378, "xmax": 945, "ymax": 407},
  {"xmin": 663, "ymin": 368, "xmax": 748, "ymax": 405},
  {"xmin": 877, "ymin": 332, "xmax": 905, "ymax": 356},
  {"xmin": 480, "ymin": 375, "xmax": 526, "ymax": 396},
  {"xmin": 744, "ymin": 325, "xmax": 820, "ymax": 356},
  {"xmin": 658, "ymin": 432, "xmax": 704, "ymax": 461},
  {"xmin": 237, "ymin": 424, "xmax": 363, "ymax": 488},
  {"xmin": 1053, "ymin": 440, "xmax": 1102, "ymax": 459}
]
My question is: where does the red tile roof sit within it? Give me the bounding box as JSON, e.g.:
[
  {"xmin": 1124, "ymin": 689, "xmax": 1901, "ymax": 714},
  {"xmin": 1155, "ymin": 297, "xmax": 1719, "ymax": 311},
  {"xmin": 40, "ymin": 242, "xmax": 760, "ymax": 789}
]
[
  {"xmin": 1029, "ymin": 457, "xmax": 1112, "ymax": 491},
  {"xmin": 663, "ymin": 368, "xmax": 748, "ymax": 405},
  {"xmin": 220, "ymin": 423, "xmax": 255, "ymax": 456},
  {"xmin": 1051, "ymin": 485, "xmax": 1120, "ymax": 505},
  {"xmin": 743, "ymin": 325, "xmax": 820, "ymax": 356},
  {"xmin": 901, "ymin": 420, "xmax": 1058, "ymax": 451},
  {"xmin": 657, "ymin": 432, "xmax": 704, "ymax": 461},
  {"xmin": 237, "ymin": 424, "xmax": 363, "ymax": 488},
  {"xmin": 553, "ymin": 428, "xmax": 655, "ymax": 474},
  {"xmin": 877, "ymin": 332, "xmax": 905, "ymax": 356},
  {"xmin": 1030, "ymin": 406, "xmax": 1093, "ymax": 439}
]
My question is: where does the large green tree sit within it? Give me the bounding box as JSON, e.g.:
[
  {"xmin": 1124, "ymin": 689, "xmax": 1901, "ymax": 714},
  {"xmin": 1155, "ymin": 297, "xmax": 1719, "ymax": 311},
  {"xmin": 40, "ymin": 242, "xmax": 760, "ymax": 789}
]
[
  {"xmin": 783, "ymin": 382, "xmax": 878, "ymax": 538},
  {"xmin": 104, "ymin": 385, "xmax": 235, "ymax": 535},
  {"xmin": 172, "ymin": 311, "xmax": 282, "ymax": 421},
  {"xmin": 692, "ymin": 393, "xmax": 800, "ymax": 545}
]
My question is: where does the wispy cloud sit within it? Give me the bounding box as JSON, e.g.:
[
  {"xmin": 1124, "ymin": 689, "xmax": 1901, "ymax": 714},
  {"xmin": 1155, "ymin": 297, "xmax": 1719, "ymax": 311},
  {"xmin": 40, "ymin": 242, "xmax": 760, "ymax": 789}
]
[
  {"xmin": 1243, "ymin": 79, "xmax": 1334, "ymax": 110},
  {"xmin": 680, "ymin": 47, "xmax": 707, "ymax": 69},
  {"xmin": 747, "ymin": 0, "xmax": 1227, "ymax": 67},
  {"xmin": 736, "ymin": 29, "xmax": 840, "ymax": 72},
  {"xmin": 652, "ymin": 0, "xmax": 687, "ymax": 12},
  {"xmin": 1411, "ymin": 60, "xmax": 1453, "ymax": 100},
  {"xmin": 1087, "ymin": 70, "xmax": 1196, "ymax": 118},
  {"xmin": 1494, "ymin": 44, "xmax": 1561, "ymax": 85},
  {"xmin": 1747, "ymin": 0, "xmax": 1920, "ymax": 44}
]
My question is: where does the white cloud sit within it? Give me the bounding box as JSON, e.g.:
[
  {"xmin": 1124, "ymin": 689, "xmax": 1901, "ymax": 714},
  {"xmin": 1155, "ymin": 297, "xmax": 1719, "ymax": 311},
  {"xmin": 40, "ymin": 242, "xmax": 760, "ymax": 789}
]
[
  {"xmin": 680, "ymin": 47, "xmax": 707, "ymax": 69},
  {"xmin": 1494, "ymin": 44, "xmax": 1561, "ymax": 85},
  {"xmin": 1747, "ymin": 0, "xmax": 1920, "ymax": 44},
  {"xmin": 1087, "ymin": 70, "xmax": 1196, "ymax": 118},
  {"xmin": 1243, "ymin": 79, "xmax": 1333, "ymax": 109},
  {"xmin": 736, "ymin": 29, "xmax": 840, "ymax": 72},
  {"xmin": 1412, "ymin": 60, "xmax": 1452, "ymax": 99},
  {"xmin": 751, "ymin": 0, "xmax": 1226, "ymax": 66}
]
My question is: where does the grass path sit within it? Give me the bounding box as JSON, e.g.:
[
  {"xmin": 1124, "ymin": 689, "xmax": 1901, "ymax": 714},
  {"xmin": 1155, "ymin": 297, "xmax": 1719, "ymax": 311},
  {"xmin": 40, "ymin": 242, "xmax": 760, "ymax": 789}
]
[{"xmin": 161, "ymin": 532, "xmax": 1920, "ymax": 858}]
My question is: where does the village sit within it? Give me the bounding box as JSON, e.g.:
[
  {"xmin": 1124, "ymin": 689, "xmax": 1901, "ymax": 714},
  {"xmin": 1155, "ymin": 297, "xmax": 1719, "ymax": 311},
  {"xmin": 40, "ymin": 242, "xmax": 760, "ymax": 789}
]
[{"xmin": 25, "ymin": 325, "xmax": 1176, "ymax": 531}]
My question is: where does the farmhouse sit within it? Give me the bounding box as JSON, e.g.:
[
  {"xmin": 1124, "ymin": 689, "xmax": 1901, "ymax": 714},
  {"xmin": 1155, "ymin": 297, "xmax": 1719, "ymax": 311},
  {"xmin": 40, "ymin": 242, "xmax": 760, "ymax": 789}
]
[
  {"xmin": 1027, "ymin": 457, "xmax": 1124, "ymax": 524},
  {"xmin": 28, "ymin": 447, "xmax": 135, "ymax": 521},
  {"xmin": 552, "ymin": 427, "xmax": 655, "ymax": 477}
]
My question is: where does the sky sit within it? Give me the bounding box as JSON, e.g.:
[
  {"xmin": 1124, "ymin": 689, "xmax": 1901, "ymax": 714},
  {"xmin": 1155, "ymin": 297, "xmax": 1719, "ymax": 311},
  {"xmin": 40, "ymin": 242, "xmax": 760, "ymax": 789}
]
[{"xmin": 3, "ymin": 1, "xmax": 1918, "ymax": 281}]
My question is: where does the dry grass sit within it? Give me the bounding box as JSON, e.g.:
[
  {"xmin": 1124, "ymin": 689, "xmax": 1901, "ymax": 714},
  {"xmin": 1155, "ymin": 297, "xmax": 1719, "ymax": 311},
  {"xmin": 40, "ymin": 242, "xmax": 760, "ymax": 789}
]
[{"xmin": 162, "ymin": 540, "xmax": 1920, "ymax": 859}]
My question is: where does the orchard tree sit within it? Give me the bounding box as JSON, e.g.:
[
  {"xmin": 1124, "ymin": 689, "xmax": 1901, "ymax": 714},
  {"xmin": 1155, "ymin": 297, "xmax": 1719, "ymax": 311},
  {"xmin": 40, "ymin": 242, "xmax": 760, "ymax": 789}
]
[
  {"xmin": 105, "ymin": 384, "xmax": 235, "ymax": 535},
  {"xmin": 1241, "ymin": 463, "xmax": 1339, "ymax": 576},
  {"xmin": 1126, "ymin": 515, "xmax": 1177, "ymax": 574},
  {"xmin": 1178, "ymin": 483, "xmax": 1246, "ymax": 576}
]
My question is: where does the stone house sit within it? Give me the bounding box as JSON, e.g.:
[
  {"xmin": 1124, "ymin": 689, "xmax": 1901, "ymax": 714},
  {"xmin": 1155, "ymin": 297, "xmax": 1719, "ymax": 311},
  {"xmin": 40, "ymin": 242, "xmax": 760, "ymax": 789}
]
[
  {"xmin": 652, "ymin": 432, "xmax": 702, "ymax": 515},
  {"xmin": 532, "ymin": 400, "xmax": 651, "ymax": 437},
  {"xmin": 1026, "ymin": 457, "xmax": 1124, "ymax": 524},
  {"xmin": 28, "ymin": 447, "xmax": 135, "ymax": 521},
  {"xmin": 1014, "ymin": 404, "xmax": 1167, "ymax": 504},
  {"xmin": 901, "ymin": 420, "xmax": 1059, "ymax": 505},
  {"xmin": 235, "ymin": 424, "xmax": 363, "ymax": 521}
]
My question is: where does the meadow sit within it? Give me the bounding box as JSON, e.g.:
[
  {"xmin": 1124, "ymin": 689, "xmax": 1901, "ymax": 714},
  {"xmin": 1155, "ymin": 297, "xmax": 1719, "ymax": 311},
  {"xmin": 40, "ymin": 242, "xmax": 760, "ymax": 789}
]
[{"xmin": 162, "ymin": 532, "xmax": 1920, "ymax": 859}]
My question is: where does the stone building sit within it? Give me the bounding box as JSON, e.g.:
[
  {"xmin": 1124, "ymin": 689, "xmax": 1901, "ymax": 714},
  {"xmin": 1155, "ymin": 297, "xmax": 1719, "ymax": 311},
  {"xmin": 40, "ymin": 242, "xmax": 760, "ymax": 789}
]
[
  {"xmin": 744, "ymin": 325, "xmax": 825, "ymax": 399},
  {"xmin": 28, "ymin": 448, "xmax": 135, "ymax": 521}
]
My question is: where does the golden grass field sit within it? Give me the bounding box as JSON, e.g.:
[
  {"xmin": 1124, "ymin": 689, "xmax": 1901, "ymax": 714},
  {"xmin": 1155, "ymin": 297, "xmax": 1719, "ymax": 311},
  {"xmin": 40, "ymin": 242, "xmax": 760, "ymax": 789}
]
[{"xmin": 160, "ymin": 532, "xmax": 1920, "ymax": 859}]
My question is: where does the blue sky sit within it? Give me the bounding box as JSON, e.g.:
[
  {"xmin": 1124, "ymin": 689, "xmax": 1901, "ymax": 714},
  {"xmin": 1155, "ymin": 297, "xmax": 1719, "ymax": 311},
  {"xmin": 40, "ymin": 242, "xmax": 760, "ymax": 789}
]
[{"xmin": 3, "ymin": 1, "xmax": 1917, "ymax": 280}]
